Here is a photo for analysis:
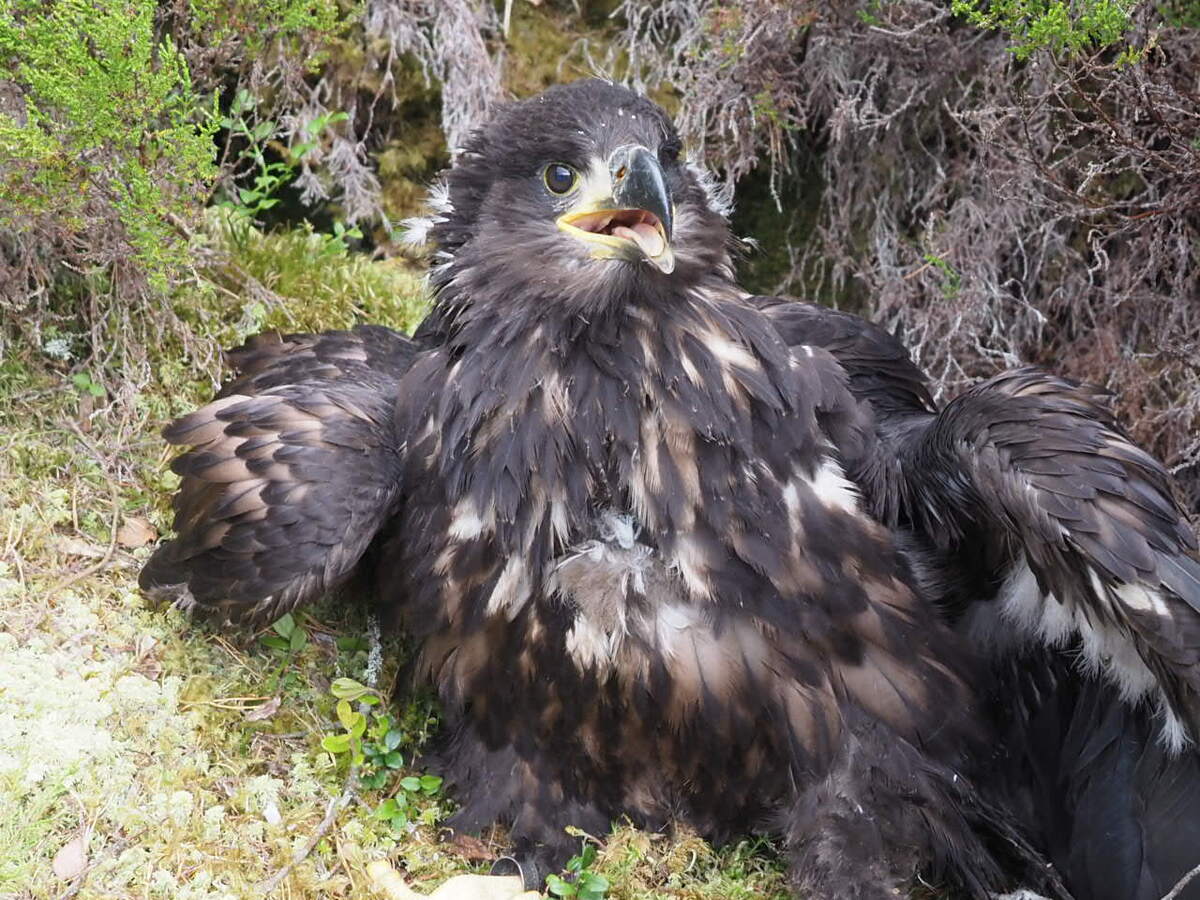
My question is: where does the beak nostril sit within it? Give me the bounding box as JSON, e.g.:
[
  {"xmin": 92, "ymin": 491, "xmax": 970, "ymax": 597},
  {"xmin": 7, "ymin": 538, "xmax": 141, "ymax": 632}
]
[{"xmin": 615, "ymin": 166, "xmax": 627, "ymax": 180}]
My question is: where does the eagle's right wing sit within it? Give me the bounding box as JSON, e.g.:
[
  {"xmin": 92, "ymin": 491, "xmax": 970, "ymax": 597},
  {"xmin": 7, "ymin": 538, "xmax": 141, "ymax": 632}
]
[
  {"xmin": 904, "ymin": 369, "xmax": 1200, "ymax": 745},
  {"xmin": 139, "ymin": 325, "xmax": 423, "ymax": 625},
  {"xmin": 757, "ymin": 297, "xmax": 1200, "ymax": 750}
]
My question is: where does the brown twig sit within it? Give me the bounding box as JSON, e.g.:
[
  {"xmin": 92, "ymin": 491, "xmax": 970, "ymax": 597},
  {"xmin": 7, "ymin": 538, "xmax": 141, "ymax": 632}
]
[
  {"xmin": 49, "ymin": 422, "xmax": 123, "ymax": 595},
  {"xmin": 257, "ymin": 765, "xmax": 361, "ymax": 895}
]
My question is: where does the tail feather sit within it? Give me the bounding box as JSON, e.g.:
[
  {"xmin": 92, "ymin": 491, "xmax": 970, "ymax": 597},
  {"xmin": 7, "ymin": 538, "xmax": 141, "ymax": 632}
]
[{"xmin": 992, "ymin": 649, "xmax": 1200, "ymax": 900}]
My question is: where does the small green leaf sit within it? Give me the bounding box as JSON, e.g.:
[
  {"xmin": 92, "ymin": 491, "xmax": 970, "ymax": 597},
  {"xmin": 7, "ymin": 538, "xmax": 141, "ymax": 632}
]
[
  {"xmin": 399, "ymin": 776, "xmax": 421, "ymax": 793},
  {"xmin": 546, "ymin": 875, "xmax": 576, "ymax": 898},
  {"xmin": 321, "ymin": 733, "xmax": 351, "ymax": 754},
  {"xmin": 336, "ymin": 699, "xmax": 356, "ymax": 731},
  {"xmin": 360, "ymin": 694, "xmax": 380, "ymax": 706},
  {"xmin": 419, "ymin": 774, "xmax": 442, "ymax": 794},
  {"xmin": 288, "ymin": 627, "xmax": 307, "ymax": 652},
  {"xmin": 70, "ymin": 372, "xmax": 104, "ymax": 396},
  {"xmin": 578, "ymin": 873, "xmax": 609, "ymax": 899},
  {"xmin": 260, "ymin": 635, "xmax": 289, "ymax": 652},
  {"xmin": 331, "ymin": 678, "xmax": 370, "ymax": 700},
  {"xmin": 271, "ymin": 614, "xmax": 295, "ymax": 638},
  {"xmin": 384, "ymin": 730, "xmax": 403, "ymax": 751},
  {"xmin": 384, "ymin": 751, "xmax": 403, "ymax": 768}
]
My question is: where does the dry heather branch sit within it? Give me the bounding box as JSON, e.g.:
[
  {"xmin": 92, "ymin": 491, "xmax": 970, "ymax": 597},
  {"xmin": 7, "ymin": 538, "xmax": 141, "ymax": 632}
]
[
  {"xmin": 236, "ymin": 0, "xmax": 506, "ymax": 226},
  {"xmin": 618, "ymin": 1, "xmax": 1200, "ymax": 516},
  {"xmin": 619, "ymin": 0, "xmax": 815, "ymax": 198}
]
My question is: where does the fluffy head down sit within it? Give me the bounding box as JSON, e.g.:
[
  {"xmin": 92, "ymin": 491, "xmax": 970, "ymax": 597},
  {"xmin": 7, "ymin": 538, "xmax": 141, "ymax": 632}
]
[{"xmin": 412, "ymin": 79, "xmax": 737, "ymax": 335}]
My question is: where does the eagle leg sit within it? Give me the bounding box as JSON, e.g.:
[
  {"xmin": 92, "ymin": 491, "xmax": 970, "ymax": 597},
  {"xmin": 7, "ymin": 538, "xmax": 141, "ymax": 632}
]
[
  {"xmin": 781, "ymin": 711, "xmax": 1050, "ymax": 900},
  {"xmin": 432, "ymin": 726, "xmax": 609, "ymax": 891}
]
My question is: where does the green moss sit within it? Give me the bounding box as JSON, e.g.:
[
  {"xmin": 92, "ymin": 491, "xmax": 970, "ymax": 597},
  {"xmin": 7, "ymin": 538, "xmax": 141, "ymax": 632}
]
[
  {"xmin": 200, "ymin": 210, "xmax": 429, "ymax": 337},
  {"xmin": 0, "ymin": 777, "xmax": 71, "ymax": 891},
  {"xmin": 731, "ymin": 156, "xmax": 820, "ymax": 299},
  {"xmin": 503, "ymin": 2, "xmax": 615, "ymax": 98},
  {"xmin": 593, "ymin": 829, "xmax": 789, "ymax": 900},
  {"xmin": 1157, "ymin": 0, "xmax": 1200, "ymax": 27}
]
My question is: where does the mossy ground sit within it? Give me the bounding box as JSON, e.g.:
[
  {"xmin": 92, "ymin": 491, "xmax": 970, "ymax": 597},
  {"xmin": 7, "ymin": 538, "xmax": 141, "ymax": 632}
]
[{"xmin": 0, "ymin": 214, "xmax": 791, "ymax": 900}]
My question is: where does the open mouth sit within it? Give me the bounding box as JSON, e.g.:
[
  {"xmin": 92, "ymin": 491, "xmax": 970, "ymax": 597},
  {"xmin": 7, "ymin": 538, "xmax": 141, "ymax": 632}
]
[{"xmin": 558, "ymin": 208, "xmax": 673, "ymax": 271}]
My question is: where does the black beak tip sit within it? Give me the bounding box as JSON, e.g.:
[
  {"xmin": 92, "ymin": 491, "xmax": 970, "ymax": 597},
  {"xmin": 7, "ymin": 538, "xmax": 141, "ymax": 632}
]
[{"xmin": 611, "ymin": 145, "xmax": 673, "ymax": 240}]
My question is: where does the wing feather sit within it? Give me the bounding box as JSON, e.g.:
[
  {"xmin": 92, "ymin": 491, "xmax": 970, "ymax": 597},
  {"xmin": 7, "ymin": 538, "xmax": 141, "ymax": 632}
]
[
  {"xmin": 761, "ymin": 297, "xmax": 1200, "ymax": 749},
  {"xmin": 140, "ymin": 325, "xmax": 422, "ymax": 624},
  {"xmin": 909, "ymin": 371, "xmax": 1200, "ymax": 746}
]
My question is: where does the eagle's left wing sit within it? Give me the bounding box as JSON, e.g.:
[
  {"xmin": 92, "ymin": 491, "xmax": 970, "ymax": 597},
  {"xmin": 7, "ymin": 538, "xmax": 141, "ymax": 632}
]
[
  {"xmin": 140, "ymin": 325, "xmax": 422, "ymax": 624},
  {"xmin": 756, "ymin": 296, "xmax": 1200, "ymax": 750}
]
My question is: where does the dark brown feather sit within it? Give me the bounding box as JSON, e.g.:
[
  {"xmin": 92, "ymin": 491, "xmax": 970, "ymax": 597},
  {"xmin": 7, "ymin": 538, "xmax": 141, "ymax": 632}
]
[{"xmin": 140, "ymin": 325, "xmax": 420, "ymax": 623}]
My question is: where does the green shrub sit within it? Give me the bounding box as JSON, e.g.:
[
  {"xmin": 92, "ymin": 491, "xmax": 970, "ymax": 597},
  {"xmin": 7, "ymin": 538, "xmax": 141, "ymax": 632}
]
[
  {"xmin": 950, "ymin": 0, "xmax": 1140, "ymax": 59},
  {"xmin": 0, "ymin": 0, "xmax": 218, "ymax": 289},
  {"xmin": 186, "ymin": 0, "xmax": 343, "ymax": 64}
]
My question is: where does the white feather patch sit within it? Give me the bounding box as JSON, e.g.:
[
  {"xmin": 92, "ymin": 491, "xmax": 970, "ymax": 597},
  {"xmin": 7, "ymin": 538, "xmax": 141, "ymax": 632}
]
[
  {"xmin": 552, "ymin": 510, "xmax": 656, "ymax": 671},
  {"xmin": 653, "ymin": 603, "xmax": 706, "ymax": 658},
  {"xmin": 1116, "ymin": 582, "xmax": 1173, "ymax": 617},
  {"xmin": 782, "ymin": 480, "xmax": 801, "ymax": 522},
  {"xmin": 703, "ymin": 330, "xmax": 758, "ymax": 372},
  {"xmin": 670, "ymin": 533, "xmax": 712, "ymax": 601},
  {"xmin": 805, "ymin": 457, "xmax": 861, "ymax": 514},
  {"xmin": 992, "ymin": 561, "xmax": 1190, "ymax": 752},
  {"xmin": 598, "ymin": 510, "xmax": 638, "ymax": 550},
  {"xmin": 685, "ymin": 160, "xmax": 734, "ymax": 218},
  {"xmin": 565, "ymin": 586, "xmax": 632, "ymax": 671},
  {"xmin": 399, "ymin": 180, "xmax": 453, "ymax": 247},
  {"xmin": 448, "ymin": 497, "xmax": 488, "ymax": 541},
  {"xmin": 486, "ymin": 556, "xmax": 530, "ymax": 619}
]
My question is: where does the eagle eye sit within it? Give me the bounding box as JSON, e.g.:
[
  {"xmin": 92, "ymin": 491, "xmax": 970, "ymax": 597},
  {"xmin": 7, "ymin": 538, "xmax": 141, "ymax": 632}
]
[{"xmin": 543, "ymin": 163, "xmax": 578, "ymax": 195}]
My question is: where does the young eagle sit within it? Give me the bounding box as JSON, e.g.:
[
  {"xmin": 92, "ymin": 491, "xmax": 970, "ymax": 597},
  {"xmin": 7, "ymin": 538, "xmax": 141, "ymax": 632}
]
[{"xmin": 141, "ymin": 80, "xmax": 1200, "ymax": 898}]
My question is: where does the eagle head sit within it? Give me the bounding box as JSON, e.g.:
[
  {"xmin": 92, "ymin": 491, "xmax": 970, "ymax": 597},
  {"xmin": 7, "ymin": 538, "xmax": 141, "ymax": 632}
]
[{"xmin": 414, "ymin": 79, "xmax": 735, "ymax": 327}]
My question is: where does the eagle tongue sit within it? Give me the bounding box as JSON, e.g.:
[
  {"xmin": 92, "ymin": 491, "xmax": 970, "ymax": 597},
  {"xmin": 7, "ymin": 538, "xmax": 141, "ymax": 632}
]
[{"xmin": 612, "ymin": 223, "xmax": 665, "ymax": 259}]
